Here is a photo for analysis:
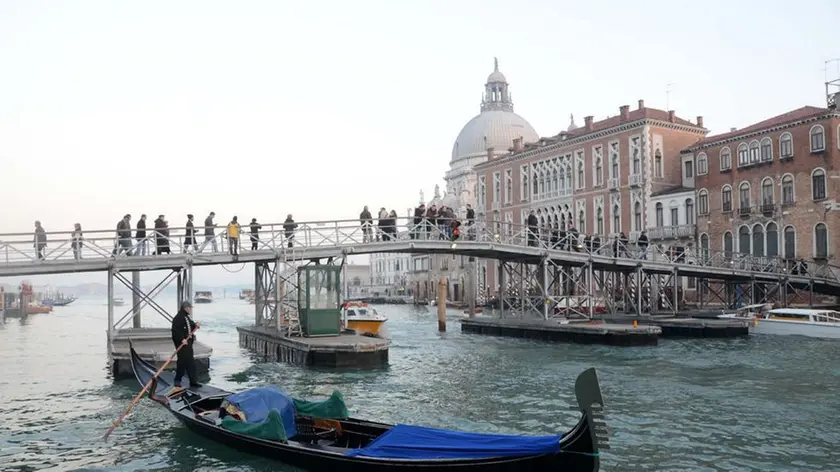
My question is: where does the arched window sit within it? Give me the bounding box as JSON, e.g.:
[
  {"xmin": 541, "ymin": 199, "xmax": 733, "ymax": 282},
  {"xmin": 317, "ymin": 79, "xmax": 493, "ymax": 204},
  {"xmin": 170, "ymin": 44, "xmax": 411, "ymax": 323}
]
[
  {"xmin": 595, "ymin": 157, "xmax": 603, "ymax": 186},
  {"xmin": 737, "ymin": 143, "xmax": 749, "ymax": 166},
  {"xmin": 596, "ymin": 207, "xmax": 604, "ymax": 235},
  {"xmin": 815, "ymin": 223, "xmax": 828, "ymax": 259},
  {"xmin": 723, "ymin": 231, "xmax": 734, "ymax": 259},
  {"xmin": 784, "ymin": 226, "xmax": 796, "ymax": 259},
  {"xmin": 720, "ymin": 147, "xmax": 732, "ymax": 170},
  {"xmin": 578, "ymin": 209, "xmax": 586, "ymax": 233},
  {"xmin": 721, "ymin": 185, "xmax": 732, "ymax": 212},
  {"xmin": 612, "ymin": 204, "xmax": 621, "ymax": 233},
  {"xmin": 739, "ymin": 182, "xmax": 751, "ymax": 210},
  {"xmin": 766, "ymin": 222, "xmax": 778, "ymax": 257},
  {"xmin": 810, "ymin": 125, "xmax": 826, "ymax": 152},
  {"xmin": 654, "ymin": 149, "xmax": 663, "ymax": 178},
  {"xmin": 698, "ymin": 189, "xmax": 709, "ymax": 215},
  {"xmin": 782, "ymin": 174, "xmax": 794, "ymax": 205},
  {"xmin": 655, "ymin": 202, "xmax": 664, "ymax": 226},
  {"xmin": 700, "ymin": 233, "xmax": 710, "ymax": 262},
  {"xmin": 739, "ymin": 226, "xmax": 751, "ymax": 254},
  {"xmin": 812, "ymin": 168, "xmax": 826, "ymax": 200},
  {"xmin": 760, "ymin": 137, "xmax": 772, "ymax": 161},
  {"xmin": 749, "ymin": 140, "xmax": 760, "ymax": 163},
  {"xmin": 752, "ymin": 224, "xmax": 764, "ymax": 257},
  {"xmin": 779, "ymin": 132, "xmax": 793, "ymax": 158},
  {"xmin": 761, "ymin": 178, "xmax": 774, "ymax": 206},
  {"xmin": 697, "ymin": 153, "xmax": 708, "ymax": 175},
  {"xmin": 611, "ymin": 156, "xmax": 619, "ymax": 179},
  {"xmin": 685, "ymin": 198, "xmax": 695, "ymax": 225},
  {"xmin": 634, "ymin": 202, "xmax": 642, "ymax": 230}
]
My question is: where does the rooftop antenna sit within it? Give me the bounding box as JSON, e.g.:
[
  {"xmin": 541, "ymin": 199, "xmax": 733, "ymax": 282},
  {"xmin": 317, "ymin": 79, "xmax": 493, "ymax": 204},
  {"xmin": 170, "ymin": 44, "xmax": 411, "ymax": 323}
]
[
  {"xmin": 666, "ymin": 83, "xmax": 676, "ymax": 112},
  {"xmin": 824, "ymin": 58, "xmax": 840, "ymax": 109}
]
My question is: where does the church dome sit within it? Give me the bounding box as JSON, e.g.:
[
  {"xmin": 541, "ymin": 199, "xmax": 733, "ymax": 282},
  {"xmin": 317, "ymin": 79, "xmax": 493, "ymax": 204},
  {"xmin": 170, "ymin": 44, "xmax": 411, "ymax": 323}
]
[
  {"xmin": 451, "ymin": 111, "xmax": 538, "ymax": 162},
  {"xmin": 450, "ymin": 58, "xmax": 538, "ymax": 163}
]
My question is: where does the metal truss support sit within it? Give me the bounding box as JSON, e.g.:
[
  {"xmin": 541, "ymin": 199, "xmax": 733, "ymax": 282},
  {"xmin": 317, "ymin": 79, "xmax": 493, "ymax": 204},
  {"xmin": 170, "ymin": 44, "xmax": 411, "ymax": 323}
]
[
  {"xmin": 254, "ymin": 260, "xmax": 279, "ymax": 330},
  {"xmin": 108, "ymin": 266, "xmax": 190, "ymax": 333},
  {"xmin": 499, "ymin": 261, "xmax": 542, "ymax": 318}
]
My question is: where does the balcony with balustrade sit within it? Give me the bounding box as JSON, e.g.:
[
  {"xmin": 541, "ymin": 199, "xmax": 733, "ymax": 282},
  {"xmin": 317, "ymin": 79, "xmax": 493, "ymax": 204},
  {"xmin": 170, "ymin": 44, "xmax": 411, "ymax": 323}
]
[
  {"xmin": 607, "ymin": 178, "xmax": 619, "ymax": 191},
  {"xmin": 629, "ymin": 174, "xmax": 642, "ymax": 187},
  {"xmin": 647, "ymin": 224, "xmax": 696, "ymax": 241}
]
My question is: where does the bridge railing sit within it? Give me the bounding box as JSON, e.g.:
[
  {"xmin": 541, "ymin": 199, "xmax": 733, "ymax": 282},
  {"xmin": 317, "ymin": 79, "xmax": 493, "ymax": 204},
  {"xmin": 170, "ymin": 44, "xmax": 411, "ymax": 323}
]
[{"xmin": 2, "ymin": 217, "xmax": 839, "ymax": 283}]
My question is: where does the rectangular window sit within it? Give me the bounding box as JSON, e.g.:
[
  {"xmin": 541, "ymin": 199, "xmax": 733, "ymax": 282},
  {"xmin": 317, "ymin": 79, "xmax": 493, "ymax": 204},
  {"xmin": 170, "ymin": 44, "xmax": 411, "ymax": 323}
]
[
  {"xmin": 739, "ymin": 186, "xmax": 750, "ymax": 209},
  {"xmin": 780, "ymin": 137, "xmax": 793, "ymax": 158},
  {"xmin": 670, "ymin": 208, "xmax": 679, "ymax": 226},
  {"xmin": 722, "ymin": 189, "xmax": 732, "ymax": 212},
  {"xmin": 655, "ymin": 206, "xmax": 664, "ymax": 226},
  {"xmin": 492, "ymin": 172, "xmax": 501, "ymax": 203},
  {"xmin": 593, "ymin": 146, "xmax": 604, "ymax": 186},
  {"xmin": 575, "ymin": 151, "xmax": 585, "ymax": 190},
  {"xmin": 813, "ymin": 175, "xmax": 826, "ymax": 200},
  {"xmin": 630, "ymin": 137, "xmax": 641, "ymax": 175},
  {"xmin": 609, "ymin": 142, "xmax": 620, "ymax": 179},
  {"xmin": 684, "ymin": 161, "xmax": 693, "ymax": 178},
  {"xmin": 782, "ymin": 181, "xmax": 794, "ymax": 204},
  {"xmin": 812, "ymin": 129, "xmax": 825, "ymax": 151},
  {"xmin": 504, "ymin": 169, "xmax": 512, "ymax": 204},
  {"xmin": 520, "ymin": 165, "xmax": 529, "ymax": 202},
  {"xmin": 699, "ymin": 193, "xmax": 708, "ymax": 214},
  {"xmin": 721, "ymin": 151, "xmax": 732, "ymax": 170},
  {"xmin": 478, "ymin": 176, "xmax": 486, "ymax": 207}
]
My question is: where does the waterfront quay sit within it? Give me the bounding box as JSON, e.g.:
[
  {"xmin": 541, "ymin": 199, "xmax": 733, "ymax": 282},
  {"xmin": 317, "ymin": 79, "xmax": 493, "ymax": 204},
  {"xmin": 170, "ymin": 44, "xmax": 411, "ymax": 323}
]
[{"xmin": 237, "ymin": 325, "xmax": 389, "ymax": 367}]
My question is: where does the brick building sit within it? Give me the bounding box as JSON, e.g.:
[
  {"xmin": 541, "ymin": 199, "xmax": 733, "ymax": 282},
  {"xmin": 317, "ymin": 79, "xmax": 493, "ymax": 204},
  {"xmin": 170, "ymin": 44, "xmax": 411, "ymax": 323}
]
[
  {"xmin": 687, "ymin": 106, "xmax": 840, "ymax": 268},
  {"xmin": 472, "ymin": 100, "xmax": 707, "ymax": 294}
]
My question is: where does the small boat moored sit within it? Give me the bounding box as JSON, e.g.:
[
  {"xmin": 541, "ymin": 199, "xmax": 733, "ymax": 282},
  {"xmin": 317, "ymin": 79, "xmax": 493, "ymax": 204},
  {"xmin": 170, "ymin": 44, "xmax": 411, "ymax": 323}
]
[
  {"xmin": 128, "ymin": 344, "xmax": 608, "ymax": 471},
  {"xmin": 341, "ymin": 302, "xmax": 388, "ymax": 337},
  {"xmin": 194, "ymin": 291, "xmax": 214, "ymax": 304},
  {"xmin": 113, "ymin": 297, "xmax": 126, "ymax": 307}
]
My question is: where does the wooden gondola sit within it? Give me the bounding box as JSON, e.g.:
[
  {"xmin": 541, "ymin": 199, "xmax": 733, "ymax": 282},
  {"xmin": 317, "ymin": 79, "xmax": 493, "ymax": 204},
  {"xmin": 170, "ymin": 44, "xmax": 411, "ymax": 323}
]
[{"xmin": 128, "ymin": 345, "xmax": 609, "ymax": 471}]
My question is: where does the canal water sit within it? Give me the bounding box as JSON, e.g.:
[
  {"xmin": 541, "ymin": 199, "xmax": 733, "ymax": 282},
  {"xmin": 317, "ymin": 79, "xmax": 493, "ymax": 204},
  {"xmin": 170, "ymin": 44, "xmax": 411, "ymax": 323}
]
[{"xmin": 1, "ymin": 297, "xmax": 838, "ymax": 471}]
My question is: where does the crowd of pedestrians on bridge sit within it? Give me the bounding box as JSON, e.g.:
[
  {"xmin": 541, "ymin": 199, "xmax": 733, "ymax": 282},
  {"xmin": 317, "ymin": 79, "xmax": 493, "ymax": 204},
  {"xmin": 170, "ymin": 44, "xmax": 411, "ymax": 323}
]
[{"xmin": 31, "ymin": 212, "xmax": 300, "ymax": 261}]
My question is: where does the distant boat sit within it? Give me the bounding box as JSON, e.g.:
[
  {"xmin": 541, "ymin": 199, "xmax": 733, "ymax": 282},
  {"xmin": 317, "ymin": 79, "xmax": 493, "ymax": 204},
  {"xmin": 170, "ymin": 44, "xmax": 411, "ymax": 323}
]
[
  {"xmin": 113, "ymin": 298, "xmax": 126, "ymax": 306},
  {"xmin": 194, "ymin": 291, "xmax": 214, "ymax": 304},
  {"xmin": 239, "ymin": 289, "xmax": 254, "ymax": 300},
  {"xmin": 42, "ymin": 294, "xmax": 76, "ymax": 307}
]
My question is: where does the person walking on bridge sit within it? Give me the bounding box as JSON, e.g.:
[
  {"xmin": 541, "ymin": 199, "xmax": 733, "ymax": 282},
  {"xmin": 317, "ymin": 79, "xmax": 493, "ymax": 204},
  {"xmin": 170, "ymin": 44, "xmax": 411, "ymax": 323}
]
[
  {"xmin": 249, "ymin": 218, "xmax": 262, "ymax": 250},
  {"xmin": 171, "ymin": 300, "xmax": 201, "ymax": 389},
  {"xmin": 227, "ymin": 216, "xmax": 241, "ymax": 257},
  {"xmin": 113, "ymin": 214, "xmax": 133, "ymax": 256},
  {"xmin": 203, "ymin": 212, "xmax": 217, "ymax": 253},
  {"xmin": 136, "ymin": 214, "xmax": 148, "ymax": 255},
  {"xmin": 184, "ymin": 214, "xmax": 197, "ymax": 253},
  {"xmin": 33, "ymin": 221, "xmax": 47, "ymax": 260},
  {"xmin": 71, "ymin": 223, "xmax": 84, "ymax": 260},
  {"xmin": 154, "ymin": 215, "xmax": 171, "ymax": 255},
  {"xmin": 283, "ymin": 214, "xmax": 298, "ymax": 248},
  {"xmin": 360, "ymin": 206, "xmax": 373, "ymax": 243}
]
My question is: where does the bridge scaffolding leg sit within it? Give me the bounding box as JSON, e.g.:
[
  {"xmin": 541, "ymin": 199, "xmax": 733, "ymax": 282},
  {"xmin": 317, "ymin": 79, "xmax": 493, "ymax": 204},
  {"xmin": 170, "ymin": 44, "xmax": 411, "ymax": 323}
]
[
  {"xmin": 499, "ymin": 261, "xmax": 543, "ymax": 318},
  {"xmin": 106, "ymin": 265, "xmax": 200, "ymax": 379}
]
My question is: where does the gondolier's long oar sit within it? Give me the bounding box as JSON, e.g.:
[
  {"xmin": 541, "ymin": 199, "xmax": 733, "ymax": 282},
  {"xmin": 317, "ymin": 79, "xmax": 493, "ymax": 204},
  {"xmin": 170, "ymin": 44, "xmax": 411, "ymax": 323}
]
[{"xmin": 102, "ymin": 325, "xmax": 199, "ymax": 441}]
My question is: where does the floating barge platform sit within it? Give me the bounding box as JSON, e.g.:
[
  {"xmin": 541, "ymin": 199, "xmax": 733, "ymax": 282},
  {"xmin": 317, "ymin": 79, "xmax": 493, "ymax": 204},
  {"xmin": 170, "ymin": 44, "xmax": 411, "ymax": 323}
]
[
  {"xmin": 110, "ymin": 328, "xmax": 212, "ymax": 379},
  {"xmin": 602, "ymin": 315, "xmax": 750, "ymax": 338},
  {"xmin": 237, "ymin": 325, "xmax": 390, "ymax": 368},
  {"xmin": 460, "ymin": 316, "xmax": 661, "ymax": 346}
]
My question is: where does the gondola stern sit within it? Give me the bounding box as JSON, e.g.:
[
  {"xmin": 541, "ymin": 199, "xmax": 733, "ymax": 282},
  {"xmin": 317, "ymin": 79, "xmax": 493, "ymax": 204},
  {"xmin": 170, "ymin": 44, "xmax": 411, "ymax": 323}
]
[{"xmin": 574, "ymin": 368, "xmax": 610, "ymax": 456}]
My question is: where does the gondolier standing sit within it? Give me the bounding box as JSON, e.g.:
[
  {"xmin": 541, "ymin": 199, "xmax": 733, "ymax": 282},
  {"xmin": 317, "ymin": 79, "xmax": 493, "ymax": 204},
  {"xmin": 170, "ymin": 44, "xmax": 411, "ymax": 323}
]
[{"xmin": 171, "ymin": 300, "xmax": 201, "ymax": 388}]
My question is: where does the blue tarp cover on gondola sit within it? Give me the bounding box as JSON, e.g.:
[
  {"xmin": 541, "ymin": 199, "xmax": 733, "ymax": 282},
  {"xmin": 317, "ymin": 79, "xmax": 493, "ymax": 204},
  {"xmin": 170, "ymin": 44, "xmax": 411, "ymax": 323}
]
[
  {"xmin": 344, "ymin": 424, "xmax": 563, "ymax": 460},
  {"xmin": 223, "ymin": 386, "xmax": 297, "ymax": 438}
]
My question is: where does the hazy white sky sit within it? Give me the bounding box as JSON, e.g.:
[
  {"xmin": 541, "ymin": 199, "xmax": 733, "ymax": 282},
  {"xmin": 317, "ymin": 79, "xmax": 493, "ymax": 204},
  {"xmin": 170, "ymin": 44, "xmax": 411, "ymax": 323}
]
[{"xmin": 1, "ymin": 0, "xmax": 838, "ymax": 285}]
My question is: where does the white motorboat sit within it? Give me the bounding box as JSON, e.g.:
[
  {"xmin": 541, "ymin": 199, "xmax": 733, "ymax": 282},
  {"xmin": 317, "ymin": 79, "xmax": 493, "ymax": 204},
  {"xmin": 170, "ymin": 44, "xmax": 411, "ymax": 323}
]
[
  {"xmin": 725, "ymin": 306, "xmax": 840, "ymax": 339},
  {"xmin": 113, "ymin": 297, "xmax": 126, "ymax": 306},
  {"xmin": 194, "ymin": 291, "xmax": 214, "ymax": 304}
]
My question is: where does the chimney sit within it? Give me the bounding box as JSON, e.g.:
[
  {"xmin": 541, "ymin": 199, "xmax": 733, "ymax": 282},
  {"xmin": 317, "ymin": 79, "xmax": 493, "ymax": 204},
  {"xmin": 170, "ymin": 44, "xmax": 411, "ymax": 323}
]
[
  {"xmin": 730, "ymin": 127, "xmax": 737, "ymax": 132},
  {"xmin": 513, "ymin": 137, "xmax": 524, "ymax": 153},
  {"xmin": 638, "ymin": 99, "xmax": 645, "ymax": 110},
  {"xmin": 696, "ymin": 116, "xmax": 704, "ymax": 128},
  {"xmin": 584, "ymin": 115, "xmax": 594, "ymax": 132},
  {"xmin": 668, "ymin": 110, "xmax": 676, "ymax": 123},
  {"xmin": 486, "ymin": 147, "xmax": 495, "ymax": 160},
  {"xmin": 620, "ymin": 105, "xmax": 630, "ymax": 121}
]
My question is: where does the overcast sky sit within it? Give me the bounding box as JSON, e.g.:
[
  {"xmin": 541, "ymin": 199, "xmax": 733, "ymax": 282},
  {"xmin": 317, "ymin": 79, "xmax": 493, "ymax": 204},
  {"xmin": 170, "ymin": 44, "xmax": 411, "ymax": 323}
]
[{"xmin": 1, "ymin": 0, "xmax": 838, "ymax": 286}]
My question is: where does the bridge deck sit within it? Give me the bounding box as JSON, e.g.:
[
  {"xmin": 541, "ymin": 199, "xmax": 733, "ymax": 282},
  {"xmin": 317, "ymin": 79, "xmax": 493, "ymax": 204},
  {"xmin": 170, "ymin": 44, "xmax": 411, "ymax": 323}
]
[{"xmin": 2, "ymin": 217, "xmax": 838, "ymax": 295}]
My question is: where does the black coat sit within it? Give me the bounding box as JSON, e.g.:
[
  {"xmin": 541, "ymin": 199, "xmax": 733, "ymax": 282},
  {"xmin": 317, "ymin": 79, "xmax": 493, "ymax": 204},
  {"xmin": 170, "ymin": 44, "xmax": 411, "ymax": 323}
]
[
  {"xmin": 185, "ymin": 220, "xmax": 196, "ymax": 245},
  {"xmin": 171, "ymin": 309, "xmax": 197, "ymax": 346},
  {"xmin": 136, "ymin": 219, "xmax": 146, "ymax": 239}
]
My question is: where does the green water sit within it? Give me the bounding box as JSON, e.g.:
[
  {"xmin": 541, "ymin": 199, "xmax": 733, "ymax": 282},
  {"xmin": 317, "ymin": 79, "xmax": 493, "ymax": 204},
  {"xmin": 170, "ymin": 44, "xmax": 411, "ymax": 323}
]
[{"xmin": 1, "ymin": 297, "xmax": 839, "ymax": 471}]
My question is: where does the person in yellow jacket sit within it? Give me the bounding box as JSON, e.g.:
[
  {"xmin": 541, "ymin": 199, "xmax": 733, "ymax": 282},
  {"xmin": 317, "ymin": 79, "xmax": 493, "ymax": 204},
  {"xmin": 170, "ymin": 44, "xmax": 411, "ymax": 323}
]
[{"xmin": 227, "ymin": 216, "xmax": 241, "ymax": 257}]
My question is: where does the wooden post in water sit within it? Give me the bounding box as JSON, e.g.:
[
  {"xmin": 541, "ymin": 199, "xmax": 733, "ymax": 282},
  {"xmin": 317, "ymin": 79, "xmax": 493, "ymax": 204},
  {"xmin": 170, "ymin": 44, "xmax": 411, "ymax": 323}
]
[
  {"xmin": 0, "ymin": 287, "xmax": 5, "ymax": 323},
  {"xmin": 132, "ymin": 271, "xmax": 142, "ymax": 328},
  {"xmin": 467, "ymin": 257, "xmax": 476, "ymax": 318},
  {"xmin": 437, "ymin": 276, "xmax": 446, "ymax": 332}
]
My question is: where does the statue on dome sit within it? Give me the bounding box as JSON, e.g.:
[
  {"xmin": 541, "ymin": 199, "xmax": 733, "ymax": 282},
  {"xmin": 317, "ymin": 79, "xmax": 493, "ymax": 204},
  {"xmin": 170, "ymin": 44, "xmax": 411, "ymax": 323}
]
[
  {"xmin": 434, "ymin": 184, "xmax": 441, "ymax": 199},
  {"xmin": 419, "ymin": 189, "xmax": 425, "ymax": 204}
]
